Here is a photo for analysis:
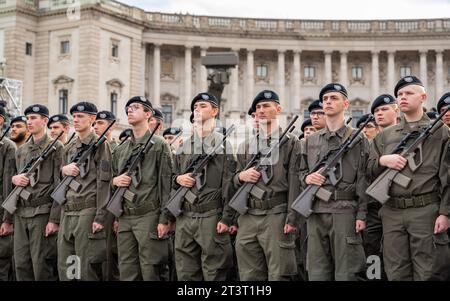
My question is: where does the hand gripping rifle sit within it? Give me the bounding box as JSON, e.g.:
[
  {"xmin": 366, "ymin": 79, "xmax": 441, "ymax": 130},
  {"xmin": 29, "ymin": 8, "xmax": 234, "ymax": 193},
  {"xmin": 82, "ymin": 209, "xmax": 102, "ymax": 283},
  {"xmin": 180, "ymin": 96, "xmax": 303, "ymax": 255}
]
[
  {"xmin": 106, "ymin": 126, "xmax": 159, "ymax": 218},
  {"xmin": 228, "ymin": 115, "xmax": 299, "ymax": 215},
  {"xmin": 2, "ymin": 132, "xmax": 64, "ymax": 214},
  {"xmin": 365, "ymin": 106, "xmax": 450, "ymax": 204},
  {"xmin": 165, "ymin": 125, "xmax": 236, "ymax": 217},
  {"xmin": 51, "ymin": 120, "xmax": 116, "ymax": 205},
  {"xmin": 291, "ymin": 115, "xmax": 374, "ymax": 218}
]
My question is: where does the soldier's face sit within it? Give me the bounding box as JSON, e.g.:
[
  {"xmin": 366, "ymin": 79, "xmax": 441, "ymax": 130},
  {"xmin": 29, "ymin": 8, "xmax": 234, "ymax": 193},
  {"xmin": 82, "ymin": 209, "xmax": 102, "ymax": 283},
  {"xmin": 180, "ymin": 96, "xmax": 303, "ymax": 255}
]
[
  {"xmin": 148, "ymin": 117, "xmax": 161, "ymax": 132},
  {"xmin": 255, "ymin": 101, "xmax": 281, "ymax": 124},
  {"xmin": 304, "ymin": 125, "xmax": 317, "ymax": 138},
  {"xmin": 93, "ymin": 119, "xmax": 111, "ymax": 136},
  {"xmin": 251, "ymin": 113, "xmax": 260, "ymax": 129},
  {"xmin": 374, "ymin": 104, "xmax": 399, "ymax": 128},
  {"xmin": 310, "ymin": 109, "xmax": 326, "ymax": 129},
  {"xmin": 193, "ymin": 102, "xmax": 218, "ymax": 122},
  {"xmin": 0, "ymin": 116, "xmax": 4, "ymax": 127},
  {"xmin": 397, "ymin": 85, "xmax": 426, "ymax": 114},
  {"xmin": 127, "ymin": 104, "xmax": 151, "ymax": 125},
  {"xmin": 322, "ymin": 92, "xmax": 349, "ymax": 117},
  {"xmin": 26, "ymin": 114, "xmax": 47, "ymax": 135},
  {"xmin": 361, "ymin": 122, "xmax": 379, "ymax": 140},
  {"xmin": 10, "ymin": 122, "xmax": 28, "ymax": 142},
  {"xmin": 73, "ymin": 113, "xmax": 95, "ymax": 132},
  {"xmin": 440, "ymin": 105, "xmax": 450, "ymax": 126},
  {"xmin": 49, "ymin": 122, "xmax": 65, "ymax": 139}
]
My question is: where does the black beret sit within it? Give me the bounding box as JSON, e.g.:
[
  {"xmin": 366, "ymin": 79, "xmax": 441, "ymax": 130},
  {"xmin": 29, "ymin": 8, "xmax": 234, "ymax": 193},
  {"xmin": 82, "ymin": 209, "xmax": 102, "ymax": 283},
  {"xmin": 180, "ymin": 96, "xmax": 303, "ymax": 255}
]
[
  {"xmin": 437, "ymin": 92, "xmax": 450, "ymax": 113},
  {"xmin": 319, "ymin": 83, "xmax": 348, "ymax": 101},
  {"xmin": 356, "ymin": 113, "xmax": 376, "ymax": 128},
  {"xmin": 48, "ymin": 114, "xmax": 70, "ymax": 128},
  {"xmin": 308, "ymin": 99, "xmax": 323, "ymax": 113},
  {"xmin": 250, "ymin": 90, "xmax": 280, "ymax": 113},
  {"xmin": 70, "ymin": 101, "xmax": 98, "ymax": 115},
  {"xmin": 394, "ymin": 75, "xmax": 423, "ymax": 97},
  {"xmin": 163, "ymin": 127, "xmax": 181, "ymax": 137},
  {"xmin": 190, "ymin": 93, "xmax": 219, "ymax": 112},
  {"xmin": 426, "ymin": 111, "xmax": 438, "ymax": 119},
  {"xmin": 10, "ymin": 115, "xmax": 27, "ymax": 125},
  {"xmin": 189, "ymin": 112, "xmax": 194, "ymax": 123},
  {"xmin": 125, "ymin": 96, "xmax": 153, "ymax": 114},
  {"xmin": 247, "ymin": 106, "xmax": 255, "ymax": 116},
  {"xmin": 152, "ymin": 108, "xmax": 163, "ymax": 120},
  {"xmin": 0, "ymin": 106, "xmax": 6, "ymax": 120},
  {"xmin": 371, "ymin": 94, "xmax": 397, "ymax": 114},
  {"xmin": 24, "ymin": 104, "xmax": 49, "ymax": 118},
  {"xmin": 119, "ymin": 128, "xmax": 133, "ymax": 140},
  {"xmin": 96, "ymin": 110, "xmax": 116, "ymax": 121},
  {"xmin": 301, "ymin": 118, "xmax": 312, "ymax": 132}
]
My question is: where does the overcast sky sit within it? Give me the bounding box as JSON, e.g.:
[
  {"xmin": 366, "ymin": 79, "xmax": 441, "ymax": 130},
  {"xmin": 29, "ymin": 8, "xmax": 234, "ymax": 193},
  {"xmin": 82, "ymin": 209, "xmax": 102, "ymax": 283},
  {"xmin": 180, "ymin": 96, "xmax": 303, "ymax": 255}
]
[{"xmin": 123, "ymin": 0, "xmax": 450, "ymax": 20}]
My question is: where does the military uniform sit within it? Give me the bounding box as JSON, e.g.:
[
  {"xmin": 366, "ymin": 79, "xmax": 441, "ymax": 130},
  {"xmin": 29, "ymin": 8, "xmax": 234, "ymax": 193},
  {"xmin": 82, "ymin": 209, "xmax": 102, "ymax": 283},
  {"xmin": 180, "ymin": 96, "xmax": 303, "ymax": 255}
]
[
  {"xmin": 233, "ymin": 128, "xmax": 299, "ymax": 281},
  {"xmin": 13, "ymin": 134, "xmax": 63, "ymax": 280},
  {"xmin": 57, "ymin": 132, "xmax": 112, "ymax": 281},
  {"xmin": 367, "ymin": 114, "xmax": 450, "ymax": 280},
  {"xmin": 0, "ymin": 137, "xmax": 16, "ymax": 280},
  {"xmin": 298, "ymin": 124, "xmax": 369, "ymax": 281},
  {"xmin": 173, "ymin": 130, "xmax": 236, "ymax": 281},
  {"xmin": 112, "ymin": 131, "xmax": 172, "ymax": 281}
]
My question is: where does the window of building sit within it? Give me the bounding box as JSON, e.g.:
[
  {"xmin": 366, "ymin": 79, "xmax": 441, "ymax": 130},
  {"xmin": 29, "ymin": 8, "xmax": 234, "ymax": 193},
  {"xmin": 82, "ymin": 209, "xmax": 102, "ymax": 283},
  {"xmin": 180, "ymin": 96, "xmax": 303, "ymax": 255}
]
[
  {"xmin": 352, "ymin": 66, "xmax": 363, "ymax": 80},
  {"xmin": 25, "ymin": 42, "xmax": 32, "ymax": 56},
  {"xmin": 111, "ymin": 43, "xmax": 119, "ymax": 58},
  {"xmin": 256, "ymin": 64, "xmax": 268, "ymax": 78},
  {"xmin": 59, "ymin": 89, "xmax": 68, "ymax": 114},
  {"xmin": 161, "ymin": 58, "xmax": 174, "ymax": 78},
  {"xmin": 351, "ymin": 110, "xmax": 363, "ymax": 128},
  {"xmin": 304, "ymin": 66, "xmax": 315, "ymax": 79},
  {"xmin": 161, "ymin": 104, "xmax": 172, "ymax": 125},
  {"xmin": 60, "ymin": 40, "xmax": 70, "ymax": 55},
  {"xmin": 400, "ymin": 66, "xmax": 411, "ymax": 77},
  {"xmin": 110, "ymin": 92, "xmax": 118, "ymax": 116}
]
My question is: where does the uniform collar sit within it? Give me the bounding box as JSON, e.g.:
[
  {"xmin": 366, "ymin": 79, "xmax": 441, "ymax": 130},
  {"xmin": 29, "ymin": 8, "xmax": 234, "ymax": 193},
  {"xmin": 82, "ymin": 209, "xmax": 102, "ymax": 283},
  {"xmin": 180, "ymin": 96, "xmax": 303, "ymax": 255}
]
[
  {"xmin": 75, "ymin": 131, "xmax": 97, "ymax": 148},
  {"xmin": 397, "ymin": 113, "xmax": 430, "ymax": 133},
  {"xmin": 30, "ymin": 133, "xmax": 51, "ymax": 151},
  {"xmin": 320, "ymin": 124, "xmax": 348, "ymax": 140}
]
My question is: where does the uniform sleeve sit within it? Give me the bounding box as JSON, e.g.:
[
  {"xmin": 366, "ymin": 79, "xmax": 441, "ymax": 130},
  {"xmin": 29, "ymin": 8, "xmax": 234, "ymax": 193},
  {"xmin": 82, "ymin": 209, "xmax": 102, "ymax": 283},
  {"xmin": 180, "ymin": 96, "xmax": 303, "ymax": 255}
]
[
  {"xmin": 355, "ymin": 136, "xmax": 370, "ymax": 221},
  {"xmin": 158, "ymin": 142, "xmax": 174, "ymax": 224},
  {"xmin": 367, "ymin": 133, "xmax": 385, "ymax": 181},
  {"xmin": 287, "ymin": 138, "xmax": 302, "ymax": 227},
  {"xmin": 49, "ymin": 142, "xmax": 64, "ymax": 224},
  {"xmin": 2, "ymin": 141, "xmax": 16, "ymax": 223},
  {"xmin": 232, "ymin": 142, "xmax": 249, "ymax": 189},
  {"xmin": 219, "ymin": 141, "xmax": 238, "ymax": 226},
  {"xmin": 438, "ymin": 128, "xmax": 450, "ymax": 216},
  {"xmin": 94, "ymin": 142, "xmax": 112, "ymax": 226},
  {"xmin": 298, "ymin": 138, "xmax": 310, "ymax": 189}
]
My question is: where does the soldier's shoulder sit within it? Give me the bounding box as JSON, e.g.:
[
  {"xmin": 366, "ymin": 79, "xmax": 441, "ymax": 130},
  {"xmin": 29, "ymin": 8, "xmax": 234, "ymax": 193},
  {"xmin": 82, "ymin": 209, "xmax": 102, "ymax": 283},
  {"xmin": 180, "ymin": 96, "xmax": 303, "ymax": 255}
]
[
  {"xmin": 0, "ymin": 137, "xmax": 15, "ymax": 150},
  {"xmin": 306, "ymin": 128, "xmax": 325, "ymax": 143}
]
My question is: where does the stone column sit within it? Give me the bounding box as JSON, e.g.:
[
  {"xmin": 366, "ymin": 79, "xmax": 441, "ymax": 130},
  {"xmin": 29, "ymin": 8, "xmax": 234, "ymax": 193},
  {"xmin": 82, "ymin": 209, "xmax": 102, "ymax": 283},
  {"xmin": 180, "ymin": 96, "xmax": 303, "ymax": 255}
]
[
  {"xmin": 277, "ymin": 50, "xmax": 286, "ymax": 101},
  {"xmin": 371, "ymin": 51, "xmax": 380, "ymax": 99},
  {"xmin": 419, "ymin": 50, "xmax": 428, "ymax": 89},
  {"xmin": 153, "ymin": 43, "xmax": 161, "ymax": 107},
  {"xmin": 246, "ymin": 48, "xmax": 255, "ymax": 106},
  {"xmin": 324, "ymin": 51, "xmax": 332, "ymax": 84},
  {"xmin": 230, "ymin": 49, "xmax": 240, "ymax": 115},
  {"xmin": 340, "ymin": 51, "xmax": 348, "ymax": 87},
  {"xmin": 183, "ymin": 45, "xmax": 193, "ymax": 118},
  {"xmin": 387, "ymin": 51, "xmax": 395, "ymax": 95},
  {"xmin": 435, "ymin": 50, "xmax": 444, "ymax": 108},
  {"xmin": 293, "ymin": 51, "xmax": 301, "ymax": 113},
  {"xmin": 200, "ymin": 47, "xmax": 208, "ymax": 92}
]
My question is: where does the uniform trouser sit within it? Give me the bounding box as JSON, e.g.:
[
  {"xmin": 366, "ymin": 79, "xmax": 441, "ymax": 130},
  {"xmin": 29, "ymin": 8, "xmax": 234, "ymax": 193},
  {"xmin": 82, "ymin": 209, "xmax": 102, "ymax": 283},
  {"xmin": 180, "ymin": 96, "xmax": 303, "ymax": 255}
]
[
  {"xmin": 0, "ymin": 233, "xmax": 14, "ymax": 281},
  {"xmin": 362, "ymin": 202, "xmax": 386, "ymax": 280},
  {"xmin": 380, "ymin": 203, "xmax": 450, "ymax": 281},
  {"xmin": 14, "ymin": 214, "xmax": 58, "ymax": 281},
  {"xmin": 294, "ymin": 217, "xmax": 308, "ymax": 281},
  {"xmin": 104, "ymin": 212, "xmax": 119, "ymax": 281},
  {"xmin": 58, "ymin": 213, "xmax": 107, "ymax": 281},
  {"xmin": 168, "ymin": 232, "xmax": 177, "ymax": 281},
  {"xmin": 235, "ymin": 212, "xmax": 297, "ymax": 281},
  {"xmin": 118, "ymin": 210, "xmax": 169, "ymax": 281},
  {"xmin": 306, "ymin": 212, "xmax": 366, "ymax": 281},
  {"xmin": 175, "ymin": 213, "xmax": 232, "ymax": 281}
]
